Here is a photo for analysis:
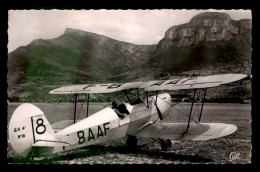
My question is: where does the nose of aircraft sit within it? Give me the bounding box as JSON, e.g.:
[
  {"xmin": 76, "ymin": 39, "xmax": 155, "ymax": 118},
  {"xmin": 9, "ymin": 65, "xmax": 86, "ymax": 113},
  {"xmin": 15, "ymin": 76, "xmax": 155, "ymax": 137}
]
[{"xmin": 156, "ymin": 93, "xmax": 172, "ymax": 115}]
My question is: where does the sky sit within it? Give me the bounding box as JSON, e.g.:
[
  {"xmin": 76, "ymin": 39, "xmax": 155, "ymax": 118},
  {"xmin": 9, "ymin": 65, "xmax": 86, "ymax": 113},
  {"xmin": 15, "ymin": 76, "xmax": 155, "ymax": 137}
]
[{"xmin": 8, "ymin": 9, "xmax": 252, "ymax": 53}]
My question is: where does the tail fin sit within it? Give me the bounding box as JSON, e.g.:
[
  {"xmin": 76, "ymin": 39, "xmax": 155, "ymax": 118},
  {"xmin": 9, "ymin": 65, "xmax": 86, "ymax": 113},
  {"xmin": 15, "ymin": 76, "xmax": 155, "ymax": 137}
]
[{"xmin": 8, "ymin": 103, "xmax": 55, "ymax": 157}]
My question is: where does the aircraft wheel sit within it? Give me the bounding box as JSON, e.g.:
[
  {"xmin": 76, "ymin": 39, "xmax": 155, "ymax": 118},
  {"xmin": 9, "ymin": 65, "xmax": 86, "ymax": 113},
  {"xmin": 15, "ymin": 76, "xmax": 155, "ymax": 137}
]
[
  {"xmin": 160, "ymin": 139, "xmax": 173, "ymax": 151},
  {"xmin": 126, "ymin": 136, "xmax": 138, "ymax": 149}
]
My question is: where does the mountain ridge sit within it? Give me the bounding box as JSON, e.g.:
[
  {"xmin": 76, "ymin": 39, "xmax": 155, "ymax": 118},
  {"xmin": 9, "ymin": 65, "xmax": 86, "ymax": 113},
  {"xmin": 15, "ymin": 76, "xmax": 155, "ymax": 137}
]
[{"xmin": 7, "ymin": 12, "xmax": 252, "ymax": 102}]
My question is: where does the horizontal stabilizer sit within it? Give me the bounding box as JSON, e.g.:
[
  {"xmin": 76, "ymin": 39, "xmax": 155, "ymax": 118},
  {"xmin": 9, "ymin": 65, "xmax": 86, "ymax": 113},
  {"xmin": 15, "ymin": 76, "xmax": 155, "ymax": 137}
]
[
  {"xmin": 32, "ymin": 128, "xmax": 79, "ymax": 147},
  {"xmin": 133, "ymin": 123, "xmax": 237, "ymax": 141},
  {"xmin": 32, "ymin": 140, "xmax": 70, "ymax": 147}
]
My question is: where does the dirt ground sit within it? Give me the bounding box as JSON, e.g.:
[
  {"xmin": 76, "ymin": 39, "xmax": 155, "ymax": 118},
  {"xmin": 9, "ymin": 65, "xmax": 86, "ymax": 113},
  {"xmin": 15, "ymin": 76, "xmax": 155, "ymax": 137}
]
[{"xmin": 7, "ymin": 103, "xmax": 251, "ymax": 164}]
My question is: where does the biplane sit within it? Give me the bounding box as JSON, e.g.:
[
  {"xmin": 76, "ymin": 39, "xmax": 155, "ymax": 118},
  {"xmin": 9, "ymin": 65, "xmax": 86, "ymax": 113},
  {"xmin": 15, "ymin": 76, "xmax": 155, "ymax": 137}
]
[{"xmin": 8, "ymin": 74, "xmax": 247, "ymax": 158}]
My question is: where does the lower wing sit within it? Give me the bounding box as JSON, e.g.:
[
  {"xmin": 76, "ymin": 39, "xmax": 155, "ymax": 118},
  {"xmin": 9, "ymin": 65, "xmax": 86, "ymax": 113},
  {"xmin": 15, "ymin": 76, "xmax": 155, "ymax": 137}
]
[{"xmin": 133, "ymin": 122, "xmax": 237, "ymax": 141}]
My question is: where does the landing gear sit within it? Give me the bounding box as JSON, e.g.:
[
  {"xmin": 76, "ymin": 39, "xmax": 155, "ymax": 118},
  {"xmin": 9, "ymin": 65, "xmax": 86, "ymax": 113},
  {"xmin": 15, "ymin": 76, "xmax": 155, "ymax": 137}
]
[
  {"xmin": 126, "ymin": 136, "xmax": 138, "ymax": 149},
  {"xmin": 159, "ymin": 139, "xmax": 173, "ymax": 151}
]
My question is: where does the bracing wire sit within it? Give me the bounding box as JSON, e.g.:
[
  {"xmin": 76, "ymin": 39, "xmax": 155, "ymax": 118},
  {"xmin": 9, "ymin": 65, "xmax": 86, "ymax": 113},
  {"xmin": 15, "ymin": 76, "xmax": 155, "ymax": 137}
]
[
  {"xmin": 76, "ymin": 96, "xmax": 85, "ymax": 121},
  {"xmin": 155, "ymin": 95, "xmax": 199, "ymax": 124}
]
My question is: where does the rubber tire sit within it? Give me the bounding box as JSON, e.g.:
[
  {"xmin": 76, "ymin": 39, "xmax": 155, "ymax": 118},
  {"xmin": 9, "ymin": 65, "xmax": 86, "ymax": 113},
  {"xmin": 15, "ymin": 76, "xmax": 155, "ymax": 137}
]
[
  {"xmin": 126, "ymin": 136, "xmax": 138, "ymax": 149},
  {"xmin": 160, "ymin": 139, "xmax": 172, "ymax": 151}
]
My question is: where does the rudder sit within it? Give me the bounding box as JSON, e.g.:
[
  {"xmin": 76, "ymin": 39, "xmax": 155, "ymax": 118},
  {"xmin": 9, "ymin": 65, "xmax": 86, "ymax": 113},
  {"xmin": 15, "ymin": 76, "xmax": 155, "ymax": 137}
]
[{"xmin": 8, "ymin": 103, "xmax": 54, "ymax": 157}]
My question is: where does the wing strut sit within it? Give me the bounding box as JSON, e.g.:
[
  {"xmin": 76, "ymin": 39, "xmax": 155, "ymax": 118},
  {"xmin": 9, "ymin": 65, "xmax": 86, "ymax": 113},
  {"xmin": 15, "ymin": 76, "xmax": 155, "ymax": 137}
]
[
  {"xmin": 73, "ymin": 94, "xmax": 78, "ymax": 124},
  {"xmin": 86, "ymin": 94, "xmax": 90, "ymax": 118},
  {"xmin": 155, "ymin": 91, "xmax": 163, "ymax": 120},
  {"xmin": 123, "ymin": 90, "xmax": 131, "ymax": 102},
  {"xmin": 184, "ymin": 89, "xmax": 197, "ymax": 134},
  {"xmin": 136, "ymin": 89, "xmax": 139, "ymax": 97},
  {"xmin": 145, "ymin": 91, "xmax": 149, "ymax": 108},
  {"xmin": 198, "ymin": 88, "xmax": 207, "ymax": 122}
]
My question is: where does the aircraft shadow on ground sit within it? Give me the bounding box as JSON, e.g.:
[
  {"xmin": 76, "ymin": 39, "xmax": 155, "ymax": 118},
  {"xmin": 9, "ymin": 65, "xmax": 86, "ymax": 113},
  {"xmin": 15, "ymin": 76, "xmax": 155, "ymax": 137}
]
[{"xmin": 8, "ymin": 144, "xmax": 213, "ymax": 164}]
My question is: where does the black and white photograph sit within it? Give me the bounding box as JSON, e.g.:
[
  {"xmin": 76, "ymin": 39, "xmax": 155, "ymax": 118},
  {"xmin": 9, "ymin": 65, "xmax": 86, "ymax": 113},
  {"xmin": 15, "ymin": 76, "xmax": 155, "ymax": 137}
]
[{"xmin": 7, "ymin": 9, "xmax": 252, "ymax": 164}]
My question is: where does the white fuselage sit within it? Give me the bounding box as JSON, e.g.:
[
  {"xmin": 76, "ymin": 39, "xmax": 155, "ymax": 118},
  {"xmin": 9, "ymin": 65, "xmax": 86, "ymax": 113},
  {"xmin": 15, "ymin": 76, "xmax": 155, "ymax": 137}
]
[{"xmin": 36, "ymin": 93, "xmax": 172, "ymax": 155}]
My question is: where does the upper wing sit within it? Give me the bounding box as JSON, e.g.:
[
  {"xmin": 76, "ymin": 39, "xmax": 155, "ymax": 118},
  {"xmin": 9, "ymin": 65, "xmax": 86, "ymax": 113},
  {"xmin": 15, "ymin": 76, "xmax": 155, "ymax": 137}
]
[
  {"xmin": 49, "ymin": 74, "xmax": 247, "ymax": 94},
  {"xmin": 49, "ymin": 81, "xmax": 144, "ymax": 94},
  {"xmin": 142, "ymin": 74, "xmax": 247, "ymax": 91},
  {"xmin": 132, "ymin": 122, "xmax": 237, "ymax": 141}
]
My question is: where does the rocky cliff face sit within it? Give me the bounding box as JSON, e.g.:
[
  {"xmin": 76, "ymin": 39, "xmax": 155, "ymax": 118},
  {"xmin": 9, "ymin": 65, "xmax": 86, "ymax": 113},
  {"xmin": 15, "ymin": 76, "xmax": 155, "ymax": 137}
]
[
  {"xmin": 158, "ymin": 12, "xmax": 251, "ymax": 48},
  {"xmin": 146, "ymin": 12, "xmax": 251, "ymax": 72}
]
